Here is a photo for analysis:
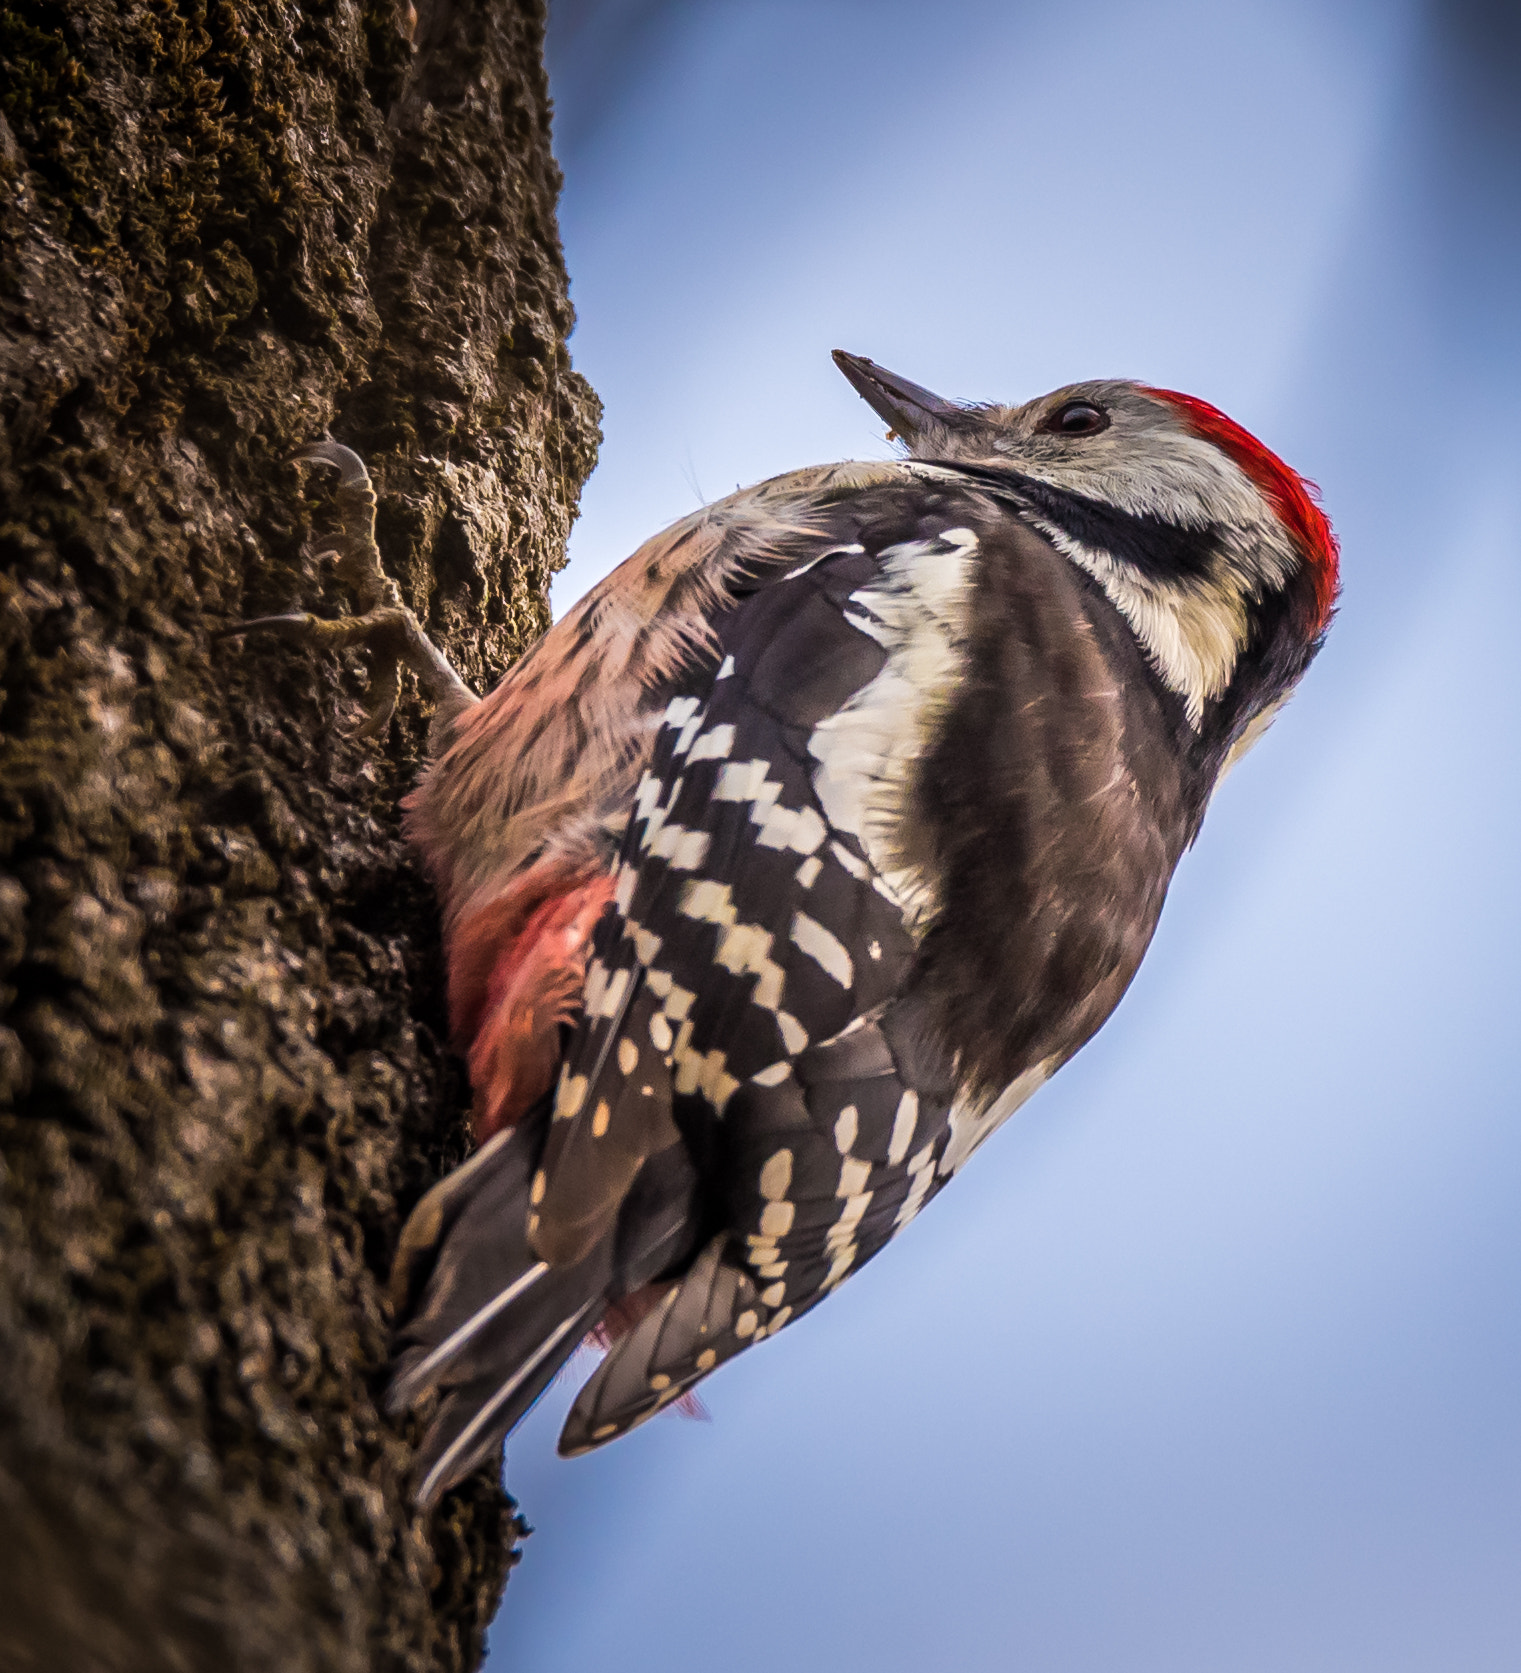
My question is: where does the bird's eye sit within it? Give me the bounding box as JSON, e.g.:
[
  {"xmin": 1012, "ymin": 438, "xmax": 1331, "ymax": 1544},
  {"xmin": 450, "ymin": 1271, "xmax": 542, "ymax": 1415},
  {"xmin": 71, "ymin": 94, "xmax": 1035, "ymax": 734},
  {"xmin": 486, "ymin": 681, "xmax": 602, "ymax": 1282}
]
[{"xmin": 1044, "ymin": 401, "xmax": 1109, "ymax": 436}]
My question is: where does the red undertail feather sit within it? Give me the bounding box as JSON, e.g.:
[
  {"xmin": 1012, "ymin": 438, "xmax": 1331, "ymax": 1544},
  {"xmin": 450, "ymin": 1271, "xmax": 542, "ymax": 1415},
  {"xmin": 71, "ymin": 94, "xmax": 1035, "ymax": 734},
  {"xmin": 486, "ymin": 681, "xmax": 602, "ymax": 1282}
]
[
  {"xmin": 448, "ymin": 863, "xmax": 616, "ymax": 1143},
  {"xmin": 1145, "ymin": 386, "xmax": 1341, "ymax": 632}
]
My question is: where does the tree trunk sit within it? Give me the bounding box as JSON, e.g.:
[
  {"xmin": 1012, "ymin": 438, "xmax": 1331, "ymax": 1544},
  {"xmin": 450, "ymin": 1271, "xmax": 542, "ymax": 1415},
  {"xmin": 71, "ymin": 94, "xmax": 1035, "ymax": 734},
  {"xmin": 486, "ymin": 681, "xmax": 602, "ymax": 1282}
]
[{"xmin": 0, "ymin": 2, "xmax": 599, "ymax": 1669}]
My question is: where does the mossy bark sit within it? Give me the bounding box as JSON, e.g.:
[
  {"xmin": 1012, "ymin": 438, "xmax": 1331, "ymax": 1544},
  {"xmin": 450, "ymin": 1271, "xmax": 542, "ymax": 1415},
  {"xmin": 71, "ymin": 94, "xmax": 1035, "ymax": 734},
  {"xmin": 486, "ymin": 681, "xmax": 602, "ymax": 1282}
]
[{"xmin": 0, "ymin": 2, "xmax": 599, "ymax": 1668}]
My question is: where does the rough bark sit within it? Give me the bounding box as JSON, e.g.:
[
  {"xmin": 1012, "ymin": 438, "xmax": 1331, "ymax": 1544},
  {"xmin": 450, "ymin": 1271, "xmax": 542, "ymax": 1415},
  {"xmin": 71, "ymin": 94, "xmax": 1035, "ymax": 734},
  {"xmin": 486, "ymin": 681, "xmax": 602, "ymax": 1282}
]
[{"xmin": 0, "ymin": 2, "xmax": 599, "ymax": 1669}]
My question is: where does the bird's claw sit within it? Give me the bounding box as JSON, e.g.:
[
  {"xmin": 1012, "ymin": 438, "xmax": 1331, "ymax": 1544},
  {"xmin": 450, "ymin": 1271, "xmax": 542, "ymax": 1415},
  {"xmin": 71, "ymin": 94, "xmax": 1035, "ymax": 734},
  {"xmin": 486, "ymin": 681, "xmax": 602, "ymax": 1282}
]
[
  {"xmin": 224, "ymin": 443, "xmax": 476, "ymax": 740},
  {"xmin": 286, "ymin": 440, "xmax": 392, "ymax": 614}
]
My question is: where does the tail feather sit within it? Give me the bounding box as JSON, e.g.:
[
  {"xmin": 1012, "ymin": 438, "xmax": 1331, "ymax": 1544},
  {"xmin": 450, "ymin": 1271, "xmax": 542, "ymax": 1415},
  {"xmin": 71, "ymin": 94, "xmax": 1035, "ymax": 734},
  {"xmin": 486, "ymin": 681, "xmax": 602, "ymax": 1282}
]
[
  {"xmin": 413, "ymin": 1300, "xmax": 601, "ymax": 1509},
  {"xmin": 387, "ymin": 1111, "xmax": 614, "ymax": 1508},
  {"xmin": 388, "ymin": 1256, "xmax": 550, "ymax": 1414}
]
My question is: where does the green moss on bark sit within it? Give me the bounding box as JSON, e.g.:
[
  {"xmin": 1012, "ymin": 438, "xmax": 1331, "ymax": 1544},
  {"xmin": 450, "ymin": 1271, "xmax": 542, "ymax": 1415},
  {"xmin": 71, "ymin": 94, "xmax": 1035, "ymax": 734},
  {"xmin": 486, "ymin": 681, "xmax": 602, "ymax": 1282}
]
[{"xmin": 0, "ymin": 2, "xmax": 600, "ymax": 1669}]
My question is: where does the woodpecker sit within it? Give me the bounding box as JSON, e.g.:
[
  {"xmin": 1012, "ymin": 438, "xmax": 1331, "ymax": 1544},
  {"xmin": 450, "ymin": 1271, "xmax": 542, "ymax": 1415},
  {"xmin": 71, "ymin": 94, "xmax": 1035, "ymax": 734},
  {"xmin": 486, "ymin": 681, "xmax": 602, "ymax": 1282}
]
[{"xmin": 232, "ymin": 352, "xmax": 1338, "ymax": 1508}]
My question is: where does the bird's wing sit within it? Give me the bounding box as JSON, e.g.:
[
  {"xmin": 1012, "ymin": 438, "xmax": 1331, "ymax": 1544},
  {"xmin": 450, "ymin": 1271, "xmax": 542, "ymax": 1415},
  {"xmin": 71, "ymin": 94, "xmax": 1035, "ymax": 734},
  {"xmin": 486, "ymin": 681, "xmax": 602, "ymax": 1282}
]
[{"xmin": 539, "ymin": 506, "xmax": 971, "ymax": 1453}]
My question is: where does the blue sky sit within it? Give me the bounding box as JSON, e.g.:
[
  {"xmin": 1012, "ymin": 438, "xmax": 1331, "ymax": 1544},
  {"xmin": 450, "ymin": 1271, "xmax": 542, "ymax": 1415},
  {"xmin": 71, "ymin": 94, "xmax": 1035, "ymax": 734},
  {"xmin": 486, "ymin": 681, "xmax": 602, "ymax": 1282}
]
[{"xmin": 488, "ymin": 4, "xmax": 1521, "ymax": 1667}]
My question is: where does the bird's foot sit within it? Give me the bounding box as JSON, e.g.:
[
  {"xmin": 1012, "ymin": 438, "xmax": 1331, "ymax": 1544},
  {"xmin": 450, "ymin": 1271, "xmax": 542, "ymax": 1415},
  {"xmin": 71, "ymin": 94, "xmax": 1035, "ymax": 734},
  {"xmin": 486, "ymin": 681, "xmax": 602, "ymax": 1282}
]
[{"xmin": 224, "ymin": 441, "xmax": 476, "ymax": 740}]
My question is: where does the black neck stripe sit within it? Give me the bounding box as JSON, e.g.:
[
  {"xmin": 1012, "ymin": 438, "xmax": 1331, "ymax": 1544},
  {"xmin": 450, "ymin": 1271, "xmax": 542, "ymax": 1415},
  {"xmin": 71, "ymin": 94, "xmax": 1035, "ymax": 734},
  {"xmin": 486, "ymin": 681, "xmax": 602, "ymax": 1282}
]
[{"xmin": 921, "ymin": 460, "xmax": 1222, "ymax": 583}]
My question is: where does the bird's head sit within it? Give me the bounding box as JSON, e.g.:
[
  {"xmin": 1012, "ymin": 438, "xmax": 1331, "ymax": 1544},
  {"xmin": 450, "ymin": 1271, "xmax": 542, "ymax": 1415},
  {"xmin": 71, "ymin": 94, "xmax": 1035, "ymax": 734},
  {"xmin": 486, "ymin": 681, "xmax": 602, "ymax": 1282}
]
[{"xmin": 833, "ymin": 351, "xmax": 1339, "ymax": 745}]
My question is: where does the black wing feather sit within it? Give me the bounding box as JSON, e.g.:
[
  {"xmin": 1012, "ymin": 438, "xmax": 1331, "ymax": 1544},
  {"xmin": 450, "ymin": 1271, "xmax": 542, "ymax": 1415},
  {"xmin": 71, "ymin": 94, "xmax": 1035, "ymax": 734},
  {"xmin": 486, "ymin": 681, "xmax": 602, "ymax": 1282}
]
[{"xmin": 547, "ymin": 531, "xmax": 963, "ymax": 1450}]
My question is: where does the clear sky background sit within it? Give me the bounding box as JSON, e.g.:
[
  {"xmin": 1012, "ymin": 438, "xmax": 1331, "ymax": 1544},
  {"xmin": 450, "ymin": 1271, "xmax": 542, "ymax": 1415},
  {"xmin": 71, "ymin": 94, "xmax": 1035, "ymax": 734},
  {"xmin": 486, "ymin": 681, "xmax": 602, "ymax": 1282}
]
[{"xmin": 488, "ymin": 3, "xmax": 1521, "ymax": 1668}]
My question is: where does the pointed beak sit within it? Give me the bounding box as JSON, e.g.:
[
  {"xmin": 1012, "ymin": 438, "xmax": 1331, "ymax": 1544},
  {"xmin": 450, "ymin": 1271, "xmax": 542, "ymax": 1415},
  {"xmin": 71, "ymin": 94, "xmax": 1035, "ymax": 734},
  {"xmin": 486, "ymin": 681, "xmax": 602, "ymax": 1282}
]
[{"xmin": 832, "ymin": 350, "xmax": 964, "ymax": 442}]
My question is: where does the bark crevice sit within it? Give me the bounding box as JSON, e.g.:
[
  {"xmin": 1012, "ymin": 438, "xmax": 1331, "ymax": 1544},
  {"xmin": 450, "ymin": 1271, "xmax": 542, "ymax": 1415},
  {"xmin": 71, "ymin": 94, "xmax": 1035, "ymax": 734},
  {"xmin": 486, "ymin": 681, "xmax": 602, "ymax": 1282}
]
[{"xmin": 0, "ymin": 3, "xmax": 598, "ymax": 1668}]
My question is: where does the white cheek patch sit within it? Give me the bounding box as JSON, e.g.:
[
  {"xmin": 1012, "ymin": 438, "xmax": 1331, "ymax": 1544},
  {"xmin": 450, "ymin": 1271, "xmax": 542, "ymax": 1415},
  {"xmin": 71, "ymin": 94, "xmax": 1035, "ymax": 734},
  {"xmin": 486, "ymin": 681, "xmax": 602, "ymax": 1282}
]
[
  {"xmin": 938, "ymin": 433, "xmax": 1301, "ymax": 730},
  {"xmin": 1028, "ymin": 510, "xmax": 1298, "ymax": 729},
  {"xmin": 1030, "ymin": 519, "xmax": 1250, "ymax": 727}
]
